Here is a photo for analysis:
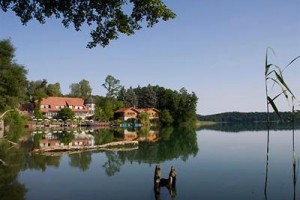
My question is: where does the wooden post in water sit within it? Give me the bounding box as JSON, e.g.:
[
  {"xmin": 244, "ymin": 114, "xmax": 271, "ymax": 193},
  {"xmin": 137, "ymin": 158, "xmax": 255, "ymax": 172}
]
[
  {"xmin": 153, "ymin": 165, "xmax": 177, "ymax": 200},
  {"xmin": 154, "ymin": 165, "xmax": 161, "ymax": 200},
  {"xmin": 169, "ymin": 166, "xmax": 176, "ymax": 188}
]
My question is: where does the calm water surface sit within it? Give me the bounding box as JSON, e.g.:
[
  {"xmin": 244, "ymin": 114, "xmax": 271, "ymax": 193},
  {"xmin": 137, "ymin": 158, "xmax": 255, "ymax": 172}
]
[{"xmin": 2, "ymin": 126, "xmax": 300, "ymax": 200}]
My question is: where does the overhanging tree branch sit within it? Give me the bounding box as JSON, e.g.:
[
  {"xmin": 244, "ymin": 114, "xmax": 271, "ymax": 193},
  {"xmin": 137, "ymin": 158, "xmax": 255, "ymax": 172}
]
[{"xmin": 0, "ymin": 0, "xmax": 176, "ymax": 48}]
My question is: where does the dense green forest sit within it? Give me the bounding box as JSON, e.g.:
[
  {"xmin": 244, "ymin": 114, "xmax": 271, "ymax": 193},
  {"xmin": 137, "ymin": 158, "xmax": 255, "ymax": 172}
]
[
  {"xmin": 198, "ymin": 112, "xmax": 300, "ymax": 123},
  {"xmin": 94, "ymin": 83, "xmax": 198, "ymax": 126}
]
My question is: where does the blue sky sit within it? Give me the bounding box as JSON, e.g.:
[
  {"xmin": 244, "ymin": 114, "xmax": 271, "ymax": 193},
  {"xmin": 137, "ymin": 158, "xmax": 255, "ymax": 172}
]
[{"xmin": 1, "ymin": 1, "xmax": 300, "ymax": 115}]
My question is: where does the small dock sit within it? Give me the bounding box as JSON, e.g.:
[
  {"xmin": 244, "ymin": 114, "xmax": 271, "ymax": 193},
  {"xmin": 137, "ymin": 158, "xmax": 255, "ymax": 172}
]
[{"xmin": 32, "ymin": 140, "xmax": 139, "ymax": 153}]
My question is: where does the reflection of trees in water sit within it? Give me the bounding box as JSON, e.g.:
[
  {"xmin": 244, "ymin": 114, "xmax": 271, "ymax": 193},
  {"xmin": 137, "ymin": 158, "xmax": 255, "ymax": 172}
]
[
  {"xmin": 102, "ymin": 151, "xmax": 124, "ymax": 176},
  {"xmin": 146, "ymin": 128, "xmax": 199, "ymax": 163},
  {"xmin": 69, "ymin": 152, "xmax": 92, "ymax": 171},
  {"xmin": 123, "ymin": 126, "xmax": 198, "ymax": 163},
  {"xmin": 25, "ymin": 154, "xmax": 60, "ymax": 171},
  {"xmin": 57, "ymin": 131, "xmax": 74, "ymax": 144},
  {"xmin": 94, "ymin": 129, "xmax": 114, "ymax": 145},
  {"xmin": 101, "ymin": 127, "xmax": 199, "ymax": 176},
  {"xmin": 0, "ymin": 141, "xmax": 27, "ymax": 200},
  {"xmin": 0, "ymin": 127, "xmax": 198, "ymax": 183}
]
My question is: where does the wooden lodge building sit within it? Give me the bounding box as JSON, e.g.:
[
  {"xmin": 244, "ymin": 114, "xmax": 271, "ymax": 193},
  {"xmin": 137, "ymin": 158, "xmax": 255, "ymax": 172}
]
[{"xmin": 114, "ymin": 107, "xmax": 160, "ymax": 120}]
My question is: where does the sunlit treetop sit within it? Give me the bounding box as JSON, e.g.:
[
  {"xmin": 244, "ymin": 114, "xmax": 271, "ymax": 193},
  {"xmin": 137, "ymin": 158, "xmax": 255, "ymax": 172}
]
[{"xmin": 0, "ymin": 0, "xmax": 176, "ymax": 48}]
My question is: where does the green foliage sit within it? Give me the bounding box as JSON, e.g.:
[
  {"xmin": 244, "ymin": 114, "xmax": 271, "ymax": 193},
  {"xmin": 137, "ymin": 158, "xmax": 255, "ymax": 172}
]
[
  {"xmin": 0, "ymin": 39, "xmax": 27, "ymax": 112},
  {"xmin": 197, "ymin": 121, "xmax": 300, "ymax": 133},
  {"xmin": 26, "ymin": 154, "xmax": 60, "ymax": 171},
  {"xmin": 117, "ymin": 84, "xmax": 198, "ymax": 126},
  {"xmin": 79, "ymin": 79, "xmax": 92, "ymax": 100},
  {"xmin": 138, "ymin": 126, "xmax": 150, "ymax": 137},
  {"xmin": 175, "ymin": 88, "xmax": 198, "ymax": 126},
  {"xmin": 94, "ymin": 129, "xmax": 114, "ymax": 145},
  {"xmin": 198, "ymin": 112, "xmax": 295, "ymax": 123},
  {"xmin": 0, "ymin": 140, "xmax": 27, "ymax": 198},
  {"xmin": 160, "ymin": 109, "xmax": 174, "ymax": 126},
  {"xmin": 0, "ymin": 1, "xmax": 175, "ymax": 48},
  {"xmin": 4, "ymin": 111, "xmax": 27, "ymax": 142},
  {"xmin": 113, "ymin": 127, "xmax": 198, "ymax": 165},
  {"xmin": 103, "ymin": 151, "xmax": 124, "ymax": 176},
  {"xmin": 102, "ymin": 99, "xmax": 114, "ymax": 120},
  {"xmin": 33, "ymin": 133, "xmax": 43, "ymax": 148},
  {"xmin": 94, "ymin": 95, "xmax": 124, "ymax": 121},
  {"xmin": 46, "ymin": 82, "xmax": 62, "ymax": 97},
  {"xmin": 139, "ymin": 112, "xmax": 150, "ymax": 126},
  {"xmin": 33, "ymin": 100, "xmax": 43, "ymax": 119},
  {"xmin": 58, "ymin": 107, "xmax": 75, "ymax": 121},
  {"xmin": 160, "ymin": 126, "xmax": 174, "ymax": 141},
  {"xmin": 0, "ymin": 38, "xmax": 14, "ymax": 66},
  {"xmin": 94, "ymin": 107, "xmax": 107, "ymax": 122},
  {"xmin": 153, "ymin": 85, "xmax": 198, "ymax": 126},
  {"xmin": 69, "ymin": 152, "xmax": 92, "ymax": 172},
  {"xmin": 118, "ymin": 86, "xmax": 138, "ymax": 107},
  {"xmin": 134, "ymin": 85, "xmax": 157, "ymax": 108},
  {"xmin": 26, "ymin": 79, "xmax": 48, "ymax": 101},
  {"xmin": 114, "ymin": 118, "xmax": 125, "ymax": 125},
  {"xmin": 58, "ymin": 131, "xmax": 74, "ymax": 145},
  {"xmin": 102, "ymin": 75, "xmax": 122, "ymax": 98},
  {"xmin": 69, "ymin": 79, "xmax": 92, "ymax": 99},
  {"xmin": 69, "ymin": 83, "xmax": 81, "ymax": 98}
]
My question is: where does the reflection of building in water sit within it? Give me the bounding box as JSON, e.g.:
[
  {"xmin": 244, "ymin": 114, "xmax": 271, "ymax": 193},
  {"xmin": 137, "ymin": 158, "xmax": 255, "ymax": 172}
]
[
  {"xmin": 123, "ymin": 129, "xmax": 138, "ymax": 141},
  {"xmin": 122, "ymin": 129, "xmax": 159, "ymax": 142},
  {"xmin": 139, "ymin": 129, "xmax": 159, "ymax": 142},
  {"xmin": 39, "ymin": 131, "xmax": 94, "ymax": 148}
]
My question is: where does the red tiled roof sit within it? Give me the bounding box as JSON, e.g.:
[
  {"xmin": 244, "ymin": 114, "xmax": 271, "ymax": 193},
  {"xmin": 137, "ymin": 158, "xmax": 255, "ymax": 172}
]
[
  {"xmin": 114, "ymin": 107, "xmax": 140, "ymax": 113},
  {"xmin": 114, "ymin": 107, "xmax": 160, "ymax": 113},
  {"xmin": 40, "ymin": 97, "xmax": 88, "ymax": 113}
]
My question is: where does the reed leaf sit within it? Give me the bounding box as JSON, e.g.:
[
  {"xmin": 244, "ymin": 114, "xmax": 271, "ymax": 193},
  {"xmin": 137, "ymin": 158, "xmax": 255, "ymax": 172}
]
[
  {"xmin": 265, "ymin": 47, "xmax": 276, "ymax": 76},
  {"xmin": 265, "ymin": 49, "xmax": 269, "ymax": 76},
  {"xmin": 266, "ymin": 64, "xmax": 282, "ymax": 77},
  {"xmin": 270, "ymin": 78, "xmax": 289, "ymax": 99},
  {"xmin": 267, "ymin": 96, "xmax": 280, "ymax": 118},
  {"xmin": 272, "ymin": 90, "xmax": 287, "ymax": 101},
  {"xmin": 274, "ymin": 71, "xmax": 295, "ymax": 97},
  {"xmin": 283, "ymin": 56, "xmax": 300, "ymax": 72}
]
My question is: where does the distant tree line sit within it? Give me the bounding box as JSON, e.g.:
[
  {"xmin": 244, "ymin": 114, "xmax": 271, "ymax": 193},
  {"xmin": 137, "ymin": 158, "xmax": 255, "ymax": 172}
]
[
  {"xmin": 198, "ymin": 112, "xmax": 300, "ymax": 123},
  {"xmin": 197, "ymin": 121, "xmax": 300, "ymax": 133}
]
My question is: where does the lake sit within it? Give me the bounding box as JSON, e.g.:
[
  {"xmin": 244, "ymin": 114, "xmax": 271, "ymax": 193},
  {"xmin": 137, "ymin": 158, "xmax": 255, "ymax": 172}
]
[{"xmin": 1, "ymin": 124, "xmax": 299, "ymax": 200}]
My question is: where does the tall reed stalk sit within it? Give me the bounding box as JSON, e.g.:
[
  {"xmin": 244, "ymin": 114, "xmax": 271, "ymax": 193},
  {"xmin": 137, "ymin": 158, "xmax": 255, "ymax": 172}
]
[{"xmin": 264, "ymin": 48, "xmax": 300, "ymax": 199}]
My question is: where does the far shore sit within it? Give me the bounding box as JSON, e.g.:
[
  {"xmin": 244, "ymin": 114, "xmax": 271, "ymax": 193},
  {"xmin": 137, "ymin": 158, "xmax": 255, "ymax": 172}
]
[{"xmin": 195, "ymin": 120, "xmax": 216, "ymax": 128}]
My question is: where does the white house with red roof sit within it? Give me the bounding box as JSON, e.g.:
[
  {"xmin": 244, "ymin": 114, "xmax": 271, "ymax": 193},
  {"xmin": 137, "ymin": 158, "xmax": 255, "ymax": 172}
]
[{"xmin": 39, "ymin": 97, "xmax": 95, "ymax": 119}]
